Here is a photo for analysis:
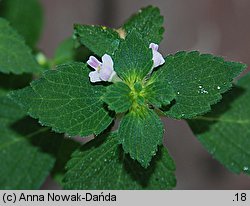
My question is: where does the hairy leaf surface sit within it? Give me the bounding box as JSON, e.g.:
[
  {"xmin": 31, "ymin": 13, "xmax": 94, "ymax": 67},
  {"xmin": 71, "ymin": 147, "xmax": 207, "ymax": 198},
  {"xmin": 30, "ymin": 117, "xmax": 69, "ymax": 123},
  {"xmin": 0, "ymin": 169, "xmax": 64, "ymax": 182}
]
[
  {"xmin": 123, "ymin": 6, "xmax": 164, "ymax": 44},
  {"xmin": 114, "ymin": 30, "xmax": 153, "ymax": 82},
  {"xmin": 9, "ymin": 63, "xmax": 114, "ymax": 136},
  {"xmin": 118, "ymin": 107, "xmax": 163, "ymax": 167},
  {"xmin": 74, "ymin": 25, "xmax": 120, "ymax": 57},
  {"xmin": 102, "ymin": 82, "xmax": 132, "ymax": 113},
  {"xmin": 144, "ymin": 70, "xmax": 176, "ymax": 108},
  {"xmin": 161, "ymin": 51, "xmax": 246, "ymax": 118},
  {"xmin": 63, "ymin": 132, "xmax": 176, "ymax": 189},
  {"xmin": 189, "ymin": 74, "xmax": 250, "ymax": 175},
  {"xmin": 0, "ymin": 92, "xmax": 60, "ymax": 189}
]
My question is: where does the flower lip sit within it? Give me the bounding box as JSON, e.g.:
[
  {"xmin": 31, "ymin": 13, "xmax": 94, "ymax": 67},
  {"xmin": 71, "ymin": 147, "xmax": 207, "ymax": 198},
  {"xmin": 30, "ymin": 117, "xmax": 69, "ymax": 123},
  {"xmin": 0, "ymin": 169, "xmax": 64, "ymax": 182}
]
[{"xmin": 87, "ymin": 56, "xmax": 102, "ymax": 71}]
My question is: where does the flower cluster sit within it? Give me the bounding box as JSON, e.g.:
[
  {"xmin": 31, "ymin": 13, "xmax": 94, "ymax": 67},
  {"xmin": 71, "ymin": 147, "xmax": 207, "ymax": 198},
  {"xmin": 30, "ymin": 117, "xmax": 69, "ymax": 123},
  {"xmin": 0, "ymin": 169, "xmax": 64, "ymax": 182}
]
[{"xmin": 87, "ymin": 43, "xmax": 165, "ymax": 83}]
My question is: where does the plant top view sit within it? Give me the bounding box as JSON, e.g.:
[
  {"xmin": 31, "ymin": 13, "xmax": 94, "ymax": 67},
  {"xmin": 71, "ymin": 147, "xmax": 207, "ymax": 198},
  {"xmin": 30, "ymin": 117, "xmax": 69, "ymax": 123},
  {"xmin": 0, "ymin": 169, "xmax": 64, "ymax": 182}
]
[{"xmin": 0, "ymin": 0, "xmax": 249, "ymax": 190}]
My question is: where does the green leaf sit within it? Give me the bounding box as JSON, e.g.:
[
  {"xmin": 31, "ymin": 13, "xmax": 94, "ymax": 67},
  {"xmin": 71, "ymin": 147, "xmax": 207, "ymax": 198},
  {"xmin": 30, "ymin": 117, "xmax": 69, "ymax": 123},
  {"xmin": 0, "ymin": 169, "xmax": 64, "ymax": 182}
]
[
  {"xmin": 0, "ymin": 0, "xmax": 43, "ymax": 47},
  {"xmin": 53, "ymin": 38, "xmax": 77, "ymax": 65},
  {"xmin": 102, "ymin": 82, "xmax": 132, "ymax": 113},
  {"xmin": 114, "ymin": 30, "xmax": 153, "ymax": 82},
  {"xmin": 144, "ymin": 70, "xmax": 176, "ymax": 108},
  {"xmin": 0, "ymin": 72, "xmax": 65, "ymax": 189},
  {"xmin": 52, "ymin": 138, "xmax": 80, "ymax": 185},
  {"xmin": 0, "ymin": 92, "xmax": 61, "ymax": 189},
  {"xmin": 63, "ymin": 132, "xmax": 176, "ymax": 189},
  {"xmin": 188, "ymin": 74, "xmax": 250, "ymax": 175},
  {"xmin": 9, "ymin": 62, "xmax": 114, "ymax": 137},
  {"xmin": 52, "ymin": 37, "xmax": 91, "ymax": 66},
  {"xmin": 0, "ymin": 18, "xmax": 41, "ymax": 74},
  {"xmin": 74, "ymin": 25, "xmax": 120, "ymax": 56},
  {"xmin": 123, "ymin": 6, "xmax": 164, "ymax": 44},
  {"xmin": 118, "ymin": 106, "xmax": 163, "ymax": 167},
  {"xmin": 161, "ymin": 51, "xmax": 246, "ymax": 119}
]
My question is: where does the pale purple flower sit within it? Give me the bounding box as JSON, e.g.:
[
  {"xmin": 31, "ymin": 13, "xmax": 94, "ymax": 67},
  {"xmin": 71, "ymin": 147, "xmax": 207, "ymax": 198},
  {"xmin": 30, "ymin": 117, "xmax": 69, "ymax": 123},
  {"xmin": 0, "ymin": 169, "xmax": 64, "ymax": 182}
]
[
  {"xmin": 87, "ymin": 54, "xmax": 117, "ymax": 83},
  {"xmin": 149, "ymin": 43, "xmax": 165, "ymax": 68}
]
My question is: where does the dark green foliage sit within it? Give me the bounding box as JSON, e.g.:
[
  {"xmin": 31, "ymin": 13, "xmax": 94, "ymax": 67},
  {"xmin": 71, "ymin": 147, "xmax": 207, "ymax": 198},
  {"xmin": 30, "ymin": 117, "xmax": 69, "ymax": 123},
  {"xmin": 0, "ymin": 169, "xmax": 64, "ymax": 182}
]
[
  {"xmin": 123, "ymin": 6, "xmax": 164, "ymax": 45},
  {"xmin": 0, "ymin": 18, "xmax": 41, "ymax": 74},
  {"xmin": 0, "ymin": 0, "xmax": 43, "ymax": 47},
  {"xmin": 102, "ymin": 82, "xmax": 132, "ymax": 113},
  {"xmin": 63, "ymin": 132, "xmax": 176, "ymax": 189},
  {"xmin": 74, "ymin": 25, "xmax": 120, "ymax": 57},
  {"xmin": 113, "ymin": 30, "xmax": 153, "ymax": 82},
  {"xmin": 10, "ymin": 63, "xmax": 114, "ymax": 137},
  {"xmin": 0, "ymin": 82, "xmax": 61, "ymax": 189},
  {"xmin": 189, "ymin": 74, "xmax": 250, "ymax": 175},
  {"xmin": 118, "ymin": 107, "xmax": 163, "ymax": 168},
  {"xmin": 1, "ymin": 4, "xmax": 248, "ymax": 190},
  {"xmin": 161, "ymin": 51, "xmax": 246, "ymax": 119}
]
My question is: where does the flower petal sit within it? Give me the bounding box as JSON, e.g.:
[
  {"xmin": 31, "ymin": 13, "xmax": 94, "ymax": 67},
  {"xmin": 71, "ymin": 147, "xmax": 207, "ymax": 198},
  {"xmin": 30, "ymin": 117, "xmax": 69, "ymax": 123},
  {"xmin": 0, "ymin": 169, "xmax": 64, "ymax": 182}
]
[
  {"xmin": 102, "ymin": 54, "xmax": 114, "ymax": 70},
  {"xmin": 149, "ymin": 43, "xmax": 159, "ymax": 51},
  {"xmin": 89, "ymin": 71, "xmax": 101, "ymax": 83},
  {"xmin": 152, "ymin": 50, "xmax": 165, "ymax": 68},
  {"xmin": 149, "ymin": 43, "xmax": 165, "ymax": 69},
  {"xmin": 99, "ymin": 66, "xmax": 113, "ymax": 81},
  {"xmin": 87, "ymin": 56, "xmax": 102, "ymax": 70},
  {"xmin": 99, "ymin": 54, "xmax": 115, "ymax": 81}
]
